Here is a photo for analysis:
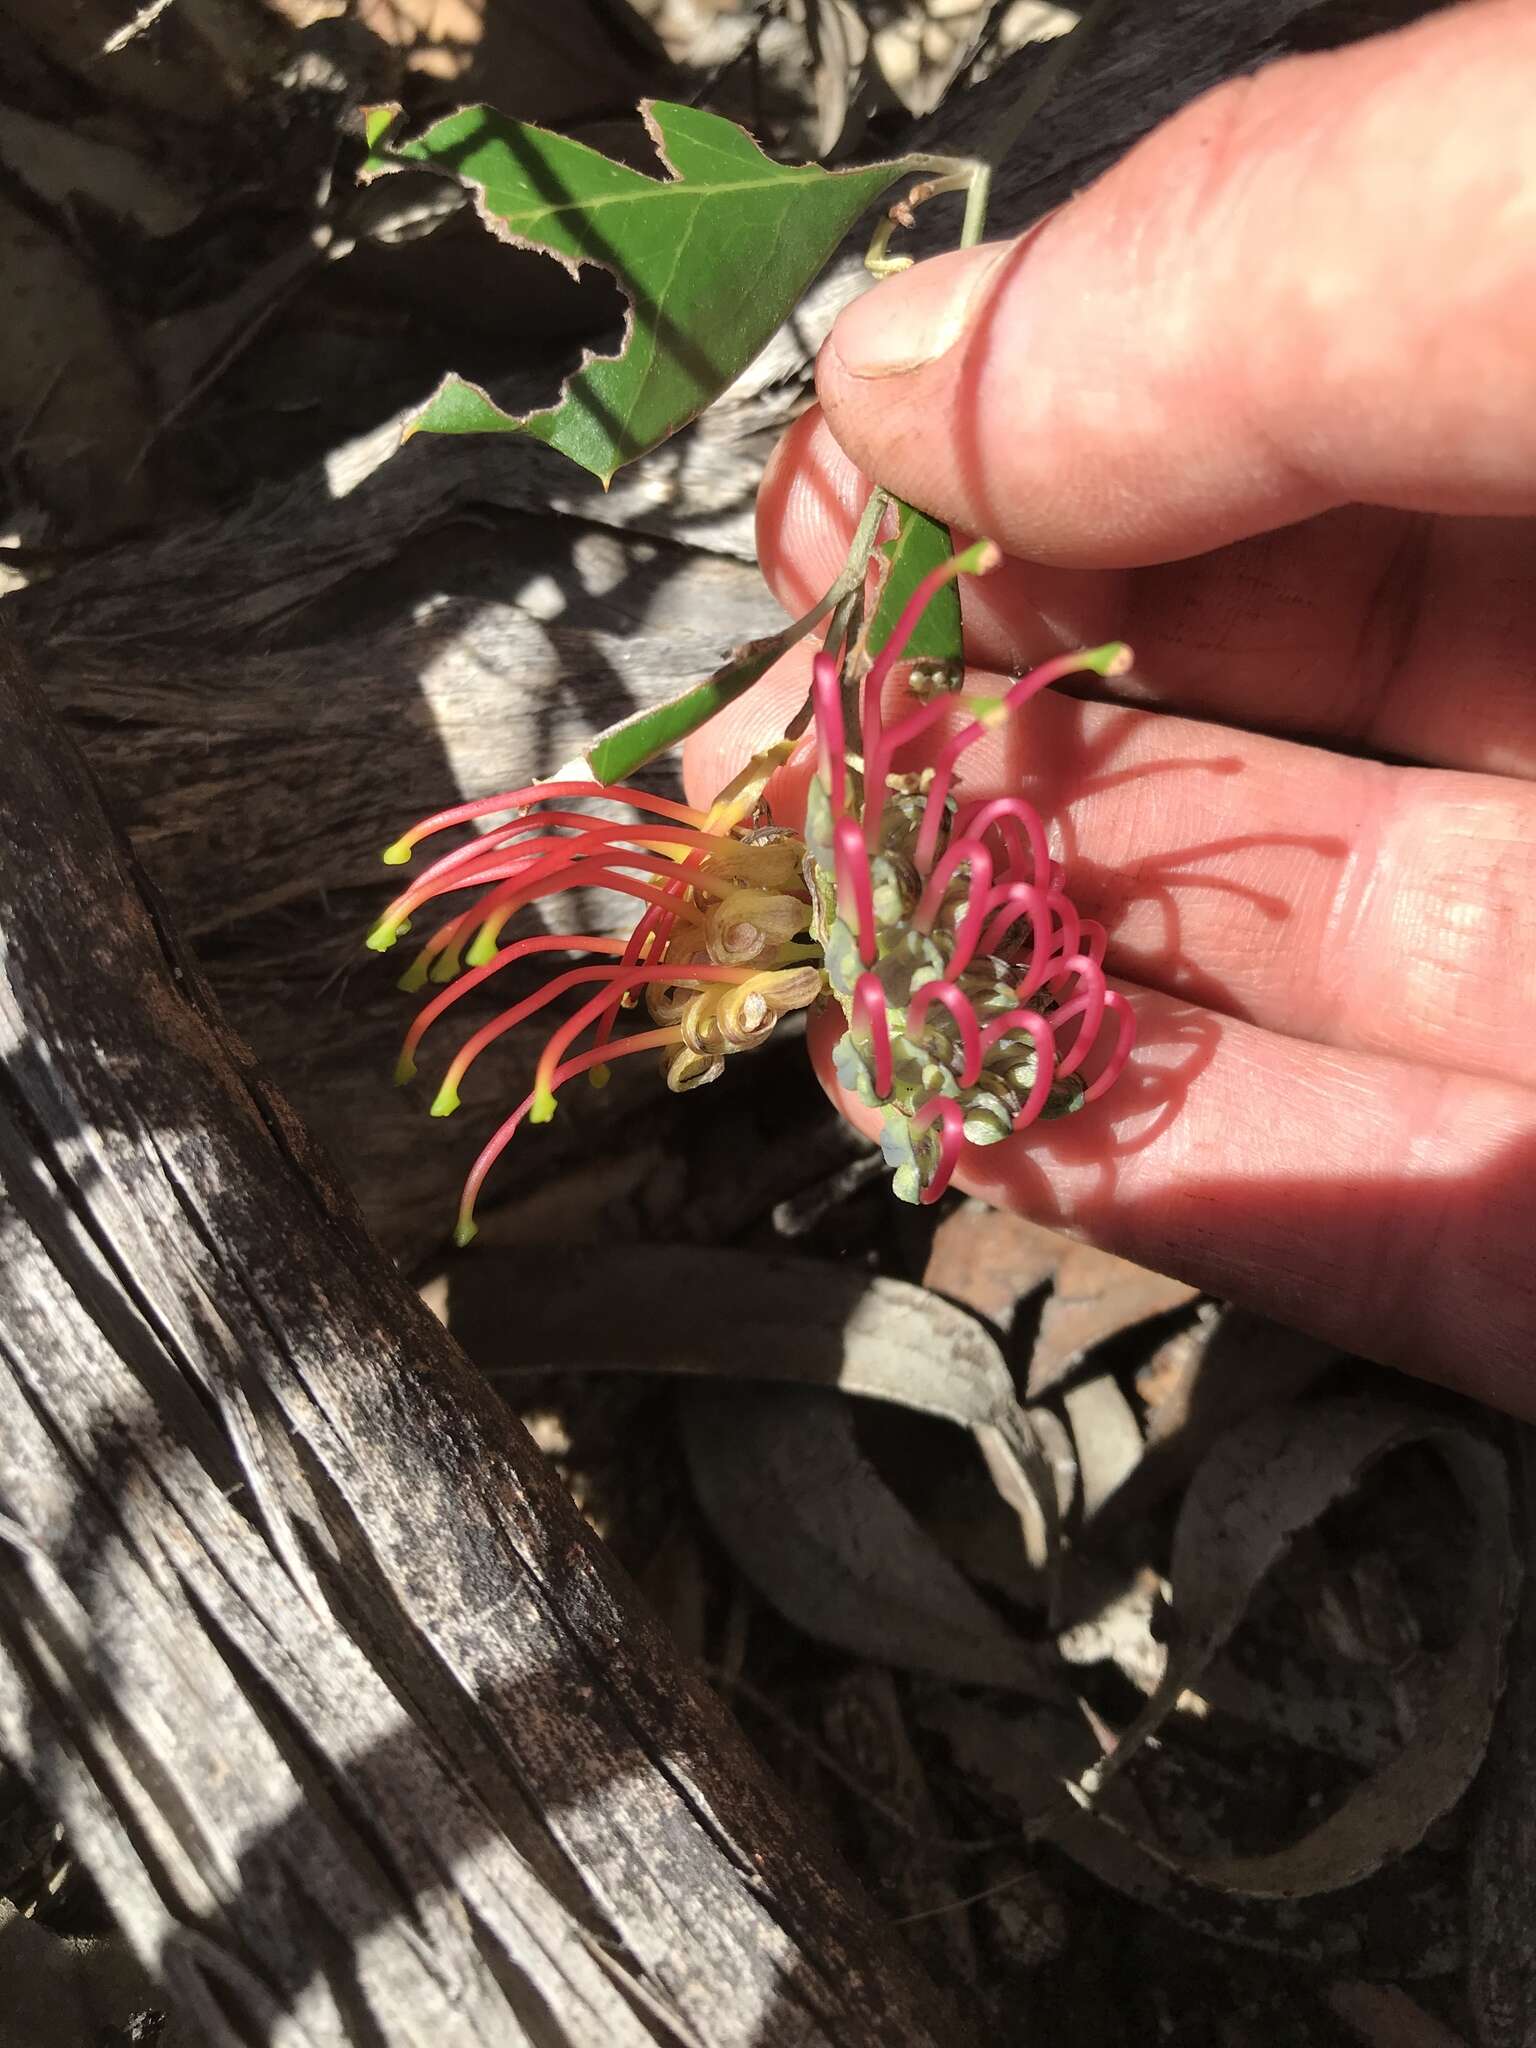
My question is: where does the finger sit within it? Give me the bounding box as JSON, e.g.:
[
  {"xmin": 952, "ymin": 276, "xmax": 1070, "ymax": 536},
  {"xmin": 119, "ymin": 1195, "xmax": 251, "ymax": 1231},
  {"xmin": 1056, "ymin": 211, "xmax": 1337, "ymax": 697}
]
[
  {"xmin": 756, "ymin": 408, "xmax": 1124, "ymax": 671},
  {"xmin": 816, "ymin": 0, "xmax": 1536, "ymax": 567},
  {"xmin": 759, "ymin": 410, "xmax": 1536, "ymax": 779},
  {"xmin": 807, "ymin": 992, "xmax": 1536, "ymax": 1415},
  {"xmin": 684, "ymin": 644, "xmax": 1536, "ymax": 1088}
]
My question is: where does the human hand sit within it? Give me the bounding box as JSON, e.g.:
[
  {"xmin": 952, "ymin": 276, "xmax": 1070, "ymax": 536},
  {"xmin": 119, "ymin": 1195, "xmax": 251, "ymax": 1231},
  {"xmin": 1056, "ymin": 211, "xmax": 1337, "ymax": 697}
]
[{"xmin": 683, "ymin": 0, "xmax": 1536, "ymax": 1411}]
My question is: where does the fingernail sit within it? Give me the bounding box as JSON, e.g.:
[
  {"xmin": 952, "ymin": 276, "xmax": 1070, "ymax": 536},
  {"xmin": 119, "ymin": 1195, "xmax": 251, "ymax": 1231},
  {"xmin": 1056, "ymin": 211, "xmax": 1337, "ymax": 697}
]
[{"xmin": 830, "ymin": 244, "xmax": 1010, "ymax": 380}]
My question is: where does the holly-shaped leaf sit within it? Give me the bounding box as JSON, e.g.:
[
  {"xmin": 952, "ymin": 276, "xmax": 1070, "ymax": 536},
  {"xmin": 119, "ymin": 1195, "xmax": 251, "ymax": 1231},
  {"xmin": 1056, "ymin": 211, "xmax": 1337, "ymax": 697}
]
[
  {"xmin": 868, "ymin": 502, "xmax": 962, "ymax": 668},
  {"xmin": 364, "ymin": 101, "xmax": 914, "ymax": 484}
]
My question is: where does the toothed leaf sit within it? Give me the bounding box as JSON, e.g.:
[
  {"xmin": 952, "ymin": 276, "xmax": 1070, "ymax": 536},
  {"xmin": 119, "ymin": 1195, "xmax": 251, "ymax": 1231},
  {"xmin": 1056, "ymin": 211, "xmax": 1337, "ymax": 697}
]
[{"xmin": 370, "ymin": 100, "xmax": 913, "ymax": 482}]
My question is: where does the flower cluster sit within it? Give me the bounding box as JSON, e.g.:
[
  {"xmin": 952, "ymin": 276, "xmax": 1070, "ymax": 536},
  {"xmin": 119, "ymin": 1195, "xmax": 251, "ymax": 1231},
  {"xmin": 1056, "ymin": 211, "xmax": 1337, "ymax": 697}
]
[
  {"xmin": 369, "ymin": 543, "xmax": 1134, "ymax": 1239},
  {"xmin": 801, "ymin": 552, "xmax": 1135, "ymax": 1206},
  {"xmin": 366, "ymin": 752, "xmax": 820, "ymax": 1243}
]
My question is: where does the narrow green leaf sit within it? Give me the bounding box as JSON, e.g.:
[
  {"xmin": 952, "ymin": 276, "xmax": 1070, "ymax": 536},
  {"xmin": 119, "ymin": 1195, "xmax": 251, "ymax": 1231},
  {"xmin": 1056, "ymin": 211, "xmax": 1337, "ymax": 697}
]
[
  {"xmin": 370, "ymin": 100, "xmax": 913, "ymax": 482},
  {"xmin": 585, "ymin": 599, "xmax": 838, "ymax": 785},
  {"xmin": 586, "ymin": 649, "xmax": 779, "ymax": 785},
  {"xmin": 868, "ymin": 501, "xmax": 961, "ymax": 666}
]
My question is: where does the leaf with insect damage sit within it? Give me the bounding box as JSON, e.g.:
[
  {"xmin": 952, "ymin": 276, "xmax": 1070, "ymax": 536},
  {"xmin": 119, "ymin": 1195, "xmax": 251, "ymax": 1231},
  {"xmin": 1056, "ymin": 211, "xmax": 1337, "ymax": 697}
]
[{"xmin": 364, "ymin": 101, "xmax": 913, "ymax": 483}]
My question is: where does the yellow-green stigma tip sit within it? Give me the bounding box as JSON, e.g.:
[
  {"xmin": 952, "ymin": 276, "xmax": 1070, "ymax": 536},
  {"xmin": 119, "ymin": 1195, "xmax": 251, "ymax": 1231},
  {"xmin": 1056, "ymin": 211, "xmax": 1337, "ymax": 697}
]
[
  {"xmin": 1084, "ymin": 640, "xmax": 1134, "ymax": 678},
  {"xmin": 382, "ymin": 840, "xmax": 413, "ymax": 866},
  {"xmin": 430, "ymin": 1085, "xmax": 461, "ymax": 1118},
  {"xmin": 587, "ymin": 1063, "xmax": 611, "ymax": 1091},
  {"xmin": 956, "ymin": 538, "xmax": 1002, "ymax": 576},
  {"xmin": 397, "ymin": 959, "xmax": 430, "ymax": 993},
  {"xmin": 393, "ymin": 1055, "xmax": 417, "ymax": 1086},
  {"xmin": 528, "ymin": 1086, "xmax": 557, "ymax": 1125},
  {"xmin": 453, "ymin": 1218, "xmax": 478, "ymax": 1249},
  {"xmin": 465, "ymin": 934, "xmax": 498, "ymax": 967},
  {"xmin": 429, "ymin": 952, "xmax": 463, "ymax": 985},
  {"xmin": 971, "ymin": 695, "xmax": 1006, "ymax": 726},
  {"xmin": 367, "ymin": 924, "xmax": 400, "ymax": 954}
]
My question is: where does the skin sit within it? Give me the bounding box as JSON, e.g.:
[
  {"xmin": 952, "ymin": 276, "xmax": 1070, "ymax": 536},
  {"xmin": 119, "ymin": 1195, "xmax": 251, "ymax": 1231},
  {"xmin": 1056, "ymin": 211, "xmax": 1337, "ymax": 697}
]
[{"xmin": 681, "ymin": 0, "xmax": 1536, "ymax": 1415}]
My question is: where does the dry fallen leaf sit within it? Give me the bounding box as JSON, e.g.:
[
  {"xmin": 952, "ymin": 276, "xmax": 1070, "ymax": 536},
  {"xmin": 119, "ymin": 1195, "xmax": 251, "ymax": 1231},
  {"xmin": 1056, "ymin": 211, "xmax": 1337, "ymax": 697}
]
[
  {"xmin": 919, "ymin": 1201, "xmax": 1199, "ymax": 1397},
  {"xmin": 925, "ymin": 1697, "xmax": 1464, "ymax": 1975},
  {"xmin": 0, "ymin": 188, "xmax": 153, "ymax": 538},
  {"xmin": 1099, "ymin": 1309, "xmax": 1338, "ymax": 1534},
  {"xmin": 1029, "ymin": 1240, "xmax": 1198, "ymax": 1398},
  {"xmin": 1080, "ymin": 1396, "xmax": 1517, "ymax": 1898},
  {"xmin": 451, "ymin": 1244, "xmax": 1069, "ymax": 1570},
  {"xmin": 922, "ymin": 1204, "xmax": 1063, "ymax": 1327},
  {"xmin": 683, "ymin": 1382, "xmax": 1066, "ymax": 1698}
]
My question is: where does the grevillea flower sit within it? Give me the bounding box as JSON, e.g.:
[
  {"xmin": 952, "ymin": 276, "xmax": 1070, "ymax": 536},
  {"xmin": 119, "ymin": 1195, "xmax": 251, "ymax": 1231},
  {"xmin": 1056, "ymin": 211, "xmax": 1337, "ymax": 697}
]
[
  {"xmin": 369, "ymin": 540, "xmax": 1135, "ymax": 1237},
  {"xmin": 366, "ymin": 752, "xmax": 821, "ymax": 1243},
  {"xmin": 802, "ymin": 546, "xmax": 1136, "ymax": 1205}
]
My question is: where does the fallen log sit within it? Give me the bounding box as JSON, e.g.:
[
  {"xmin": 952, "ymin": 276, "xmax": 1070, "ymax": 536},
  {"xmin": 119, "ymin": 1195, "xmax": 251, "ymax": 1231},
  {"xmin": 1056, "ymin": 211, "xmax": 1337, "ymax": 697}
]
[{"xmin": 0, "ymin": 630, "xmax": 959, "ymax": 2044}]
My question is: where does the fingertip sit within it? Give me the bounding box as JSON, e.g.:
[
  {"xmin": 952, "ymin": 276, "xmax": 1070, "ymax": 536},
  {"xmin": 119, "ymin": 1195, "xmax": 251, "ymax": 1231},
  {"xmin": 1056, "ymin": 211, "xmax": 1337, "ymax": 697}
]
[{"xmin": 818, "ymin": 1, "xmax": 1536, "ymax": 564}]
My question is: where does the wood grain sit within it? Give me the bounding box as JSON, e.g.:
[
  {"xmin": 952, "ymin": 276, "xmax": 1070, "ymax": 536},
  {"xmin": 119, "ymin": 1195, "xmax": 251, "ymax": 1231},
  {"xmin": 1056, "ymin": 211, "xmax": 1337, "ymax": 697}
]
[{"xmin": 0, "ymin": 632, "xmax": 957, "ymax": 2044}]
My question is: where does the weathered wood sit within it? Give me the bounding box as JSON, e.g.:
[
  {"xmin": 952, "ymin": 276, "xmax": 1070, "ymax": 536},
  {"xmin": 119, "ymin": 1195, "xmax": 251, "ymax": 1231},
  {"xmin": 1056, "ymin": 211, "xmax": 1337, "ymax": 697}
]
[{"xmin": 0, "ymin": 631, "xmax": 961, "ymax": 2044}]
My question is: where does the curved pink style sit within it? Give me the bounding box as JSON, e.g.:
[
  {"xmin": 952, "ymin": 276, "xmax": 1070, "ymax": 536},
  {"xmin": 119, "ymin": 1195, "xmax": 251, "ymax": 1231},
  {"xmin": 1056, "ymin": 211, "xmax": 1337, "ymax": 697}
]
[
  {"xmin": 862, "ymin": 698, "xmax": 951, "ymax": 851},
  {"xmin": 977, "ymin": 881, "xmax": 1064, "ymax": 995},
  {"xmin": 851, "ymin": 973, "xmax": 894, "ymax": 1098},
  {"xmin": 382, "ymin": 819, "xmax": 742, "ymax": 934},
  {"xmin": 591, "ymin": 846, "xmax": 710, "ymax": 1054},
  {"xmin": 860, "ymin": 555, "xmax": 974, "ymax": 713},
  {"xmin": 953, "ymin": 796, "xmax": 1051, "ymax": 894},
  {"xmin": 977, "ymin": 1009, "xmax": 1057, "ymax": 1129},
  {"xmin": 911, "ymin": 1097, "xmax": 967, "ymax": 1205},
  {"xmin": 438, "ymin": 960, "xmax": 748, "ymax": 1105},
  {"xmin": 398, "ymin": 932, "xmax": 631, "ymax": 1075},
  {"xmin": 532, "ymin": 962, "xmax": 754, "ymax": 1107},
  {"xmin": 834, "ymin": 816, "xmax": 880, "ymax": 967},
  {"xmin": 912, "ymin": 649, "xmax": 1114, "ymax": 875},
  {"xmin": 455, "ymin": 1025, "xmax": 683, "ymax": 1243},
  {"xmin": 1083, "ymin": 989, "xmax": 1136, "ymax": 1102},
  {"xmin": 906, "ymin": 979, "xmax": 983, "ymax": 1088},
  {"xmin": 386, "ymin": 779, "xmax": 709, "ymax": 861},
  {"xmin": 390, "ymin": 801, "xmax": 710, "ymax": 908},
  {"xmin": 914, "ymin": 838, "xmax": 994, "ymax": 973},
  {"xmin": 451, "ymin": 853, "xmax": 729, "ymax": 963},
  {"xmin": 1043, "ymin": 954, "xmax": 1107, "ymax": 1077}
]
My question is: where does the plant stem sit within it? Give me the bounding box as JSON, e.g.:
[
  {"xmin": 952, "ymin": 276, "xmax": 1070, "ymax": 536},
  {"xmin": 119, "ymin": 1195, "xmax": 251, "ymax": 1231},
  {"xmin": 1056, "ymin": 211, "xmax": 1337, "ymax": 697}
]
[
  {"xmin": 960, "ymin": 162, "xmax": 992, "ymax": 249},
  {"xmin": 972, "ymin": 0, "xmax": 1120, "ymax": 212}
]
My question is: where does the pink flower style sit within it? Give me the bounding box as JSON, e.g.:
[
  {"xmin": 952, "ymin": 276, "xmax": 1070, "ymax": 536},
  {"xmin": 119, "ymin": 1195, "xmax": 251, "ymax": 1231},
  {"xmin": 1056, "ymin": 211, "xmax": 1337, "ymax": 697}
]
[
  {"xmin": 801, "ymin": 547, "xmax": 1135, "ymax": 1205},
  {"xmin": 368, "ymin": 542, "xmax": 1135, "ymax": 1239}
]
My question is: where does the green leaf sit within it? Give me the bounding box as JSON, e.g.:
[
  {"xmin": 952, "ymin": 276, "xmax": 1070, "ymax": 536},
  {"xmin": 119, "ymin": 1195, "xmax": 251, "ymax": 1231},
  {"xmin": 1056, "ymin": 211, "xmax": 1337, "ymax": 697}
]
[
  {"xmin": 585, "ymin": 632, "xmax": 793, "ymax": 785},
  {"xmin": 362, "ymin": 104, "xmax": 399, "ymax": 150},
  {"xmin": 868, "ymin": 501, "xmax": 961, "ymax": 666},
  {"xmin": 369, "ymin": 100, "xmax": 912, "ymax": 483}
]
